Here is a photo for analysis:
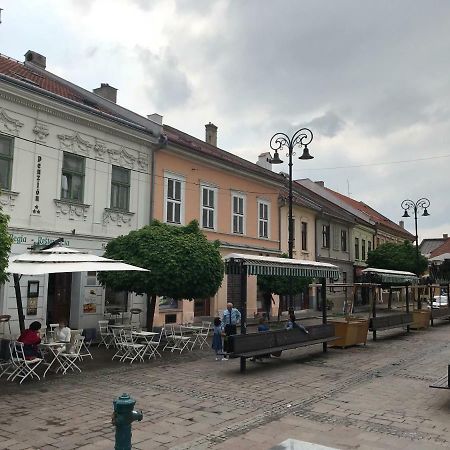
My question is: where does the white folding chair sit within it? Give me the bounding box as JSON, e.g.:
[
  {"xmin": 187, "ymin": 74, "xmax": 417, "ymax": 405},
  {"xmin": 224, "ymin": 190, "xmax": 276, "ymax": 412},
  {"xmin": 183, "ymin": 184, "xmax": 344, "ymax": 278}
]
[
  {"xmin": 144, "ymin": 332, "xmax": 162, "ymax": 359},
  {"xmin": 111, "ymin": 328, "xmax": 127, "ymax": 361},
  {"xmin": 195, "ymin": 322, "xmax": 211, "ymax": 349},
  {"xmin": 72, "ymin": 329, "xmax": 93, "ymax": 360},
  {"xmin": 58, "ymin": 336, "xmax": 84, "ymax": 374},
  {"xmin": 120, "ymin": 330, "xmax": 145, "ymax": 364},
  {"xmin": 165, "ymin": 325, "xmax": 191, "ymax": 353},
  {"xmin": 8, "ymin": 341, "xmax": 43, "ymax": 384},
  {"xmin": 98, "ymin": 320, "xmax": 113, "ymax": 348}
]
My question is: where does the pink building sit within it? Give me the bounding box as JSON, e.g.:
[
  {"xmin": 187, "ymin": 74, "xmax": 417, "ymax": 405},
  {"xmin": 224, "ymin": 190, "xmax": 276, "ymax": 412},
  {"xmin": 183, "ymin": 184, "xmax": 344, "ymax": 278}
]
[{"xmin": 151, "ymin": 123, "xmax": 284, "ymax": 325}]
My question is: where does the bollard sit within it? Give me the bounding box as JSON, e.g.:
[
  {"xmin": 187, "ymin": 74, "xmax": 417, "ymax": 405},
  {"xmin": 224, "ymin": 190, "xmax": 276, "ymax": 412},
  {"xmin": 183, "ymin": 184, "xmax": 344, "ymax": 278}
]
[{"xmin": 112, "ymin": 393, "xmax": 143, "ymax": 450}]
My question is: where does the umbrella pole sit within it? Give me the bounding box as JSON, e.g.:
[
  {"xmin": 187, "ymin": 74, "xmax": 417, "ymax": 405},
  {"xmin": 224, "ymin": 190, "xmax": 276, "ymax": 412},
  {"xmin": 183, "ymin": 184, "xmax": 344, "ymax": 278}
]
[{"xmin": 13, "ymin": 273, "xmax": 25, "ymax": 333}]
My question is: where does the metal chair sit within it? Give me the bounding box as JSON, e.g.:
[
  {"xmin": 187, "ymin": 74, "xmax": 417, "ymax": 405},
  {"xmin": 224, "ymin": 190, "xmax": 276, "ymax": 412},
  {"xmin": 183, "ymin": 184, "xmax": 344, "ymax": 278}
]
[
  {"xmin": 98, "ymin": 320, "xmax": 113, "ymax": 348},
  {"xmin": 8, "ymin": 341, "xmax": 43, "ymax": 384},
  {"xmin": 58, "ymin": 336, "xmax": 84, "ymax": 374}
]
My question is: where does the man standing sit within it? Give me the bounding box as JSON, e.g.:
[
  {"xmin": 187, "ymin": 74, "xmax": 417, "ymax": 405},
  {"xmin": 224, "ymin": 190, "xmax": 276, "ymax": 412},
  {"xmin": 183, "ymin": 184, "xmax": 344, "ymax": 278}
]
[{"xmin": 222, "ymin": 302, "xmax": 241, "ymax": 356}]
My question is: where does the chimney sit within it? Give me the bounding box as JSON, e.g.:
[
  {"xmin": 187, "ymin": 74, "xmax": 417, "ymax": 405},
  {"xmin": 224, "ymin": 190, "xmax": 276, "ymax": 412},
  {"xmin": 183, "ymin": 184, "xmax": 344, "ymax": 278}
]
[
  {"xmin": 93, "ymin": 83, "xmax": 117, "ymax": 103},
  {"xmin": 315, "ymin": 181, "xmax": 325, "ymax": 188},
  {"xmin": 444, "ymin": 233, "xmax": 449, "ymax": 239},
  {"xmin": 205, "ymin": 122, "xmax": 217, "ymax": 147},
  {"xmin": 256, "ymin": 152, "xmax": 272, "ymax": 171},
  {"xmin": 399, "ymin": 220, "xmax": 404, "ymax": 228},
  {"xmin": 24, "ymin": 50, "xmax": 46, "ymax": 69},
  {"xmin": 148, "ymin": 113, "xmax": 163, "ymax": 125}
]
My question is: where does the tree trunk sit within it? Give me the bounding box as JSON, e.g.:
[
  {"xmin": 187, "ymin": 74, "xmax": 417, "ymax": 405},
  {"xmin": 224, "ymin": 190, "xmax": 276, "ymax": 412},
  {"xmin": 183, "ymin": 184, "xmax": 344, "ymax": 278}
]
[{"xmin": 146, "ymin": 292, "xmax": 157, "ymax": 330}]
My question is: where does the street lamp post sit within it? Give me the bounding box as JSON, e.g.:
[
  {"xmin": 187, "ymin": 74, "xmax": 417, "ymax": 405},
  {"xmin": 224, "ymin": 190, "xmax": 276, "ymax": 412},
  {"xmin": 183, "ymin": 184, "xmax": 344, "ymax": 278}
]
[
  {"xmin": 401, "ymin": 197, "xmax": 430, "ymax": 309},
  {"xmin": 269, "ymin": 128, "xmax": 314, "ymax": 309}
]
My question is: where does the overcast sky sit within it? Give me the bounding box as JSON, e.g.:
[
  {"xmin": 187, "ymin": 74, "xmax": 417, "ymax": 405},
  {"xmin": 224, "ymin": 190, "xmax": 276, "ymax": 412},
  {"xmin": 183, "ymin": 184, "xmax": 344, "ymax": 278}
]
[{"xmin": 1, "ymin": 0, "xmax": 449, "ymax": 240}]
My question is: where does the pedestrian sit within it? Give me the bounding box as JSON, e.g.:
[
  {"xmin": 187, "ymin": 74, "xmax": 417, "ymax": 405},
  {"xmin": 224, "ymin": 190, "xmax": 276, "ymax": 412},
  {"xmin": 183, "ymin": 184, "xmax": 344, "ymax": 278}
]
[
  {"xmin": 18, "ymin": 321, "xmax": 42, "ymax": 359},
  {"xmin": 286, "ymin": 312, "xmax": 309, "ymax": 334},
  {"xmin": 262, "ymin": 291, "xmax": 275, "ymax": 320},
  {"xmin": 222, "ymin": 302, "xmax": 241, "ymax": 357},
  {"xmin": 212, "ymin": 317, "xmax": 225, "ymax": 361}
]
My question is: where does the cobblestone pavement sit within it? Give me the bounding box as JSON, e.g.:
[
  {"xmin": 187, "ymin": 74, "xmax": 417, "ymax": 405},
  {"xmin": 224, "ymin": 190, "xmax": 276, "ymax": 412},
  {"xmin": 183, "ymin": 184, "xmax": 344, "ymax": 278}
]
[{"xmin": 1, "ymin": 323, "xmax": 450, "ymax": 450}]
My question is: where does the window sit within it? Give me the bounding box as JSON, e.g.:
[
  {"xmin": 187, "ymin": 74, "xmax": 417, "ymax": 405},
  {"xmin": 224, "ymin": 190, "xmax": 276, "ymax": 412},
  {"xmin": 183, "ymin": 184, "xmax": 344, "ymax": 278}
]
[
  {"xmin": 355, "ymin": 237, "xmax": 360, "ymax": 260},
  {"xmin": 342, "ymin": 272, "xmax": 347, "ymax": 283},
  {"xmin": 201, "ymin": 185, "xmax": 216, "ymax": 230},
  {"xmin": 362, "ymin": 239, "xmax": 366, "ymax": 260},
  {"xmin": 86, "ymin": 271, "xmax": 97, "ymax": 286},
  {"xmin": 164, "ymin": 173, "xmax": 185, "ymax": 224},
  {"xmin": 105, "ymin": 286, "xmax": 128, "ymax": 312},
  {"xmin": 0, "ymin": 135, "xmax": 13, "ymax": 189},
  {"xmin": 341, "ymin": 230, "xmax": 347, "ymax": 252},
  {"xmin": 258, "ymin": 200, "xmax": 269, "ymax": 238},
  {"xmin": 301, "ymin": 222, "xmax": 308, "ymax": 251},
  {"xmin": 322, "ymin": 225, "xmax": 330, "ymax": 248},
  {"xmin": 111, "ymin": 165, "xmax": 130, "ymax": 210},
  {"xmin": 61, "ymin": 152, "xmax": 85, "ymax": 201},
  {"xmin": 368, "ymin": 240, "xmax": 372, "ymax": 254},
  {"xmin": 232, "ymin": 193, "xmax": 245, "ymax": 234}
]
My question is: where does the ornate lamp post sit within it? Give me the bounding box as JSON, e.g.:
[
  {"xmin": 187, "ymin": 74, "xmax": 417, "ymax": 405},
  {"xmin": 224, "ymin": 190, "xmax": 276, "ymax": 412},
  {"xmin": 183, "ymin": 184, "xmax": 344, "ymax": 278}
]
[
  {"xmin": 270, "ymin": 128, "xmax": 314, "ymax": 308},
  {"xmin": 401, "ymin": 197, "xmax": 430, "ymax": 308}
]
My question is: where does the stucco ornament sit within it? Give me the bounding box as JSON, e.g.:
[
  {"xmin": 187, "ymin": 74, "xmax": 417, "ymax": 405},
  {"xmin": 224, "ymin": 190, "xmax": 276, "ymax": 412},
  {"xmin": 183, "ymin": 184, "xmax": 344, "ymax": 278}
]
[
  {"xmin": 57, "ymin": 132, "xmax": 92, "ymax": 155},
  {"xmin": 54, "ymin": 199, "xmax": 90, "ymax": 221},
  {"xmin": 0, "ymin": 109, "xmax": 24, "ymax": 135},
  {"xmin": 108, "ymin": 146, "xmax": 135, "ymax": 169},
  {"xmin": 102, "ymin": 208, "xmax": 134, "ymax": 227},
  {"xmin": 0, "ymin": 190, "xmax": 19, "ymax": 211},
  {"xmin": 33, "ymin": 121, "xmax": 50, "ymax": 142}
]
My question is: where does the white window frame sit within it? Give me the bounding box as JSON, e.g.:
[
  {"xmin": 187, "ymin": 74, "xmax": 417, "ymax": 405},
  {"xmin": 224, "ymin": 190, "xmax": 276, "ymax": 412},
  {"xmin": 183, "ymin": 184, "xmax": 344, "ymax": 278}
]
[
  {"xmin": 257, "ymin": 199, "xmax": 270, "ymax": 239},
  {"xmin": 164, "ymin": 171, "xmax": 185, "ymax": 225},
  {"xmin": 200, "ymin": 184, "xmax": 217, "ymax": 231},
  {"xmin": 231, "ymin": 192, "xmax": 246, "ymax": 235}
]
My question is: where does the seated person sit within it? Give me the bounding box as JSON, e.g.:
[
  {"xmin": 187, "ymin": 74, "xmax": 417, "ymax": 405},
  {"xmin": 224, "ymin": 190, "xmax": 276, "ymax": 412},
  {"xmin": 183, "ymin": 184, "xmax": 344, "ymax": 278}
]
[
  {"xmin": 18, "ymin": 321, "xmax": 42, "ymax": 359},
  {"xmin": 53, "ymin": 319, "xmax": 71, "ymax": 343},
  {"xmin": 286, "ymin": 312, "xmax": 309, "ymax": 334},
  {"xmin": 257, "ymin": 316, "xmax": 270, "ymax": 332}
]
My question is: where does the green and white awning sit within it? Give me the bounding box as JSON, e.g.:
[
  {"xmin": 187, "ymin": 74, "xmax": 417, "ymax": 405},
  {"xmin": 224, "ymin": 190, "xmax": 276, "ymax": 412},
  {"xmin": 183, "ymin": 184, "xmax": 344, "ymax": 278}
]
[
  {"xmin": 224, "ymin": 253, "xmax": 340, "ymax": 279},
  {"xmin": 361, "ymin": 267, "xmax": 418, "ymax": 285}
]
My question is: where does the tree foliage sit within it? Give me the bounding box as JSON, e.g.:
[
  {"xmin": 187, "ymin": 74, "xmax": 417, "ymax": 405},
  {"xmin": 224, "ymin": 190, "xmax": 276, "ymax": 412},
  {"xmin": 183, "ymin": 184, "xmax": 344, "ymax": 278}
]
[
  {"xmin": 257, "ymin": 254, "xmax": 312, "ymax": 296},
  {"xmin": 97, "ymin": 220, "xmax": 224, "ymax": 327},
  {"xmin": 366, "ymin": 240, "xmax": 428, "ymax": 275},
  {"xmin": 430, "ymin": 260, "xmax": 450, "ymax": 283},
  {"xmin": 0, "ymin": 209, "xmax": 12, "ymax": 284}
]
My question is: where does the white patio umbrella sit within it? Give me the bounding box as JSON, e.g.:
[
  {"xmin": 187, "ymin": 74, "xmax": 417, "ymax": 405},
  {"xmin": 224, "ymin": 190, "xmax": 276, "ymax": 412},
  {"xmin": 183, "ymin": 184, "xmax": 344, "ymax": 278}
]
[{"xmin": 6, "ymin": 242, "xmax": 149, "ymax": 332}]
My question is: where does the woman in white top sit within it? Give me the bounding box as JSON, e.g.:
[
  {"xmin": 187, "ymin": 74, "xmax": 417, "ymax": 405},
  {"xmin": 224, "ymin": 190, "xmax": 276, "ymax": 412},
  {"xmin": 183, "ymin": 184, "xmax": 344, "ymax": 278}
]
[{"xmin": 54, "ymin": 319, "xmax": 71, "ymax": 343}]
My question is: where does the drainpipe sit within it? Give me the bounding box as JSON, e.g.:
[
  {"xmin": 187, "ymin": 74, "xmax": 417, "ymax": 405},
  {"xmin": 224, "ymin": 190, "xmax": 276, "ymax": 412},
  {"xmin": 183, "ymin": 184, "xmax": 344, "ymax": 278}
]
[{"xmin": 149, "ymin": 134, "xmax": 167, "ymax": 224}]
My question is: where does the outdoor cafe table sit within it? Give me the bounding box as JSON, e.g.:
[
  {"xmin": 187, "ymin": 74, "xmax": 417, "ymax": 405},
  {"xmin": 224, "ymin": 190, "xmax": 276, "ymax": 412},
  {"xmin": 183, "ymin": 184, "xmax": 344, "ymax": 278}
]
[
  {"xmin": 132, "ymin": 331, "xmax": 159, "ymax": 359},
  {"xmin": 180, "ymin": 325, "xmax": 204, "ymax": 349},
  {"xmin": 40, "ymin": 342, "xmax": 66, "ymax": 377}
]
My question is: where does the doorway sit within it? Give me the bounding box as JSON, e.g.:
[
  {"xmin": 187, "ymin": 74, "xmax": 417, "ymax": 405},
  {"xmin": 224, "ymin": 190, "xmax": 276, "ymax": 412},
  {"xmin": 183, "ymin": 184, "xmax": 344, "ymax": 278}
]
[
  {"xmin": 47, "ymin": 273, "xmax": 72, "ymax": 326},
  {"xmin": 194, "ymin": 298, "xmax": 211, "ymax": 317}
]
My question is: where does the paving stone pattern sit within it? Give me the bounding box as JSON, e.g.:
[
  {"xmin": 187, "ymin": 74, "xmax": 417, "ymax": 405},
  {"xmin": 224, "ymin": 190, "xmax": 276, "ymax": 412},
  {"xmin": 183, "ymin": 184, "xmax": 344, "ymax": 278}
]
[{"xmin": 1, "ymin": 323, "xmax": 450, "ymax": 449}]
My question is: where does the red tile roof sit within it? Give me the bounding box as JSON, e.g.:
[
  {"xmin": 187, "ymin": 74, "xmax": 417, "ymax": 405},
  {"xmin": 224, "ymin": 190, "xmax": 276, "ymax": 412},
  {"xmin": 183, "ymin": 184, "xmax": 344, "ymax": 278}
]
[
  {"xmin": 163, "ymin": 124, "xmax": 286, "ymax": 184},
  {"xmin": 325, "ymin": 188, "xmax": 414, "ymax": 239},
  {"xmin": 430, "ymin": 238, "xmax": 450, "ymax": 258},
  {"xmin": 0, "ymin": 54, "xmax": 87, "ymax": 102}
]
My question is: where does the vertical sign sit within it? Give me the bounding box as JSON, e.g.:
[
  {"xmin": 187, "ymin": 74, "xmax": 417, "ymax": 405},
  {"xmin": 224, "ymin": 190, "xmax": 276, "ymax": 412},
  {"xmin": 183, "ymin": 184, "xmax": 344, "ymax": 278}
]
[{"xmin": 32, "ymin": 155, "xmax": 42, "ymax": 215}]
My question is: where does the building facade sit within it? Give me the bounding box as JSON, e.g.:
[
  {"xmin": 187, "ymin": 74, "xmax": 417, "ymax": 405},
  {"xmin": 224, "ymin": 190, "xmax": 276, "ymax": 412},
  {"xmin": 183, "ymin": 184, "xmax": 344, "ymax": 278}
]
[{"xmin": 0, "ymin": 51, "xmax": 161, "ymax": 334}]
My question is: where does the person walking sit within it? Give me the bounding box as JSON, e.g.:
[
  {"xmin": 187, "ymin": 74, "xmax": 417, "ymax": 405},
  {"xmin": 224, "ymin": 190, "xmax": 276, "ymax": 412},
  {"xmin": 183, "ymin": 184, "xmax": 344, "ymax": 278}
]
[
  {"xmin": 222, "ymin": 302, "xmax": 241, "ymax": 357},
  {"xmin": 211, "ymin": 317, "xmax": 225, "ymax": 360}
]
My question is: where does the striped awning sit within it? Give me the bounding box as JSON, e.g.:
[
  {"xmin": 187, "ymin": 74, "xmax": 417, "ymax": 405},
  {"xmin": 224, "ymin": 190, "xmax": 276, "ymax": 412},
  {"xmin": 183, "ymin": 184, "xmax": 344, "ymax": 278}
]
[
  {"xmin": 224, "ymin": 253, "xmax": 340, "ymax": 279},
  {"xmin": 361, "ymin": 267, "xmax": 418, "ymax": 285}
]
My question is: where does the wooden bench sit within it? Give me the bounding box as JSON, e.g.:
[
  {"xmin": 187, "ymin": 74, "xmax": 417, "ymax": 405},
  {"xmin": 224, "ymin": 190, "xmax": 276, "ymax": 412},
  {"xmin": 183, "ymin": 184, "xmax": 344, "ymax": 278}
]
[
  {"xmin": 369, "ymin": 313, "xmax": 413, "ymax": 332},
  {"xmin": 430, "ymin": 365, "xmax": 450, "ymax": 390},
  {"xmin": 430, "ymin": 307, "xmax": 450, "ymax": 326},
  {"xmin": 228, "ymin": 324, "xmax": 337, "ymax": 372}
]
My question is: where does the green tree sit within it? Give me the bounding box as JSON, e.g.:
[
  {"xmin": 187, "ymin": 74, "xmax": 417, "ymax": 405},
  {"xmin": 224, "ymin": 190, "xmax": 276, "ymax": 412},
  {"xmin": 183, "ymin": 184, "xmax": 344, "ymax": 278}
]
[
  {"xmin": 0, "ymin": 209, "xmax": 11, "ymax": 284},
  {"xmin": 257, "ymin": 254, "xmax": 312, "ymax": 316},
  {"xmin": 97, "ymin": 220, "xmax": 224, "ymax": 329},
  {"xmin": 366, "ymin": 240, "xmax": 428, "ymax": 275}
]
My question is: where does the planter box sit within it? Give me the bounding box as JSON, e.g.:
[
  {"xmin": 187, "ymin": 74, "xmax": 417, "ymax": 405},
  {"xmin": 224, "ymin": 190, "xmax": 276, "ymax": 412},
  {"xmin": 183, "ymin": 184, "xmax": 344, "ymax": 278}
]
[
  {"xmin": 410, "ymin": 310, "xmax": 431, "ymax": 329},
  {"xmin": 329, "ymin": 318, "xmax": 369, "ymax": 348}
]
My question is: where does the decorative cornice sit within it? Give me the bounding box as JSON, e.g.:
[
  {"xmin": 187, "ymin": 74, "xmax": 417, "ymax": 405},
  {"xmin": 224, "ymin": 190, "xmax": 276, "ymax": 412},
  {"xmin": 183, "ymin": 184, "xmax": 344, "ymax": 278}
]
[
  {"xmin": 0, "ymin": 89, "xmax": 157, "ymax": 147},
  {"xmin": 0, "ymin": 190, "xmax": 19, "ymax": 211},
  {"xmin": 57, "ymin": 132, "xmax": 92, "ymax": 155},
  {"xmin": 54, "ymin": 199, "xmax": 90, "ymax": 221},
  {"xmin": 33, "ymin": 120, "xmax": 49, "ymax": 142},
  {"xmin": 102, "ymin": 208, "xmax": 134, "ymax": 227},
  {"xmin": 0, "ymin": 108, "xmax": 24, "ymax": 135}
]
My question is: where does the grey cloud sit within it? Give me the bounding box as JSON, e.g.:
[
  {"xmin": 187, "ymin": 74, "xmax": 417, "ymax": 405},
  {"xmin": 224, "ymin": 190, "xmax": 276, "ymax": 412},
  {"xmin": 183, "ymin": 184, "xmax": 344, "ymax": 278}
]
[
  {"xmin": 137, "ymin": 48, "xmax": 192, "ymax": 111},
  {"xmin": 305, "ymin": 112, "xmax": 346, "ymax": 138}
]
